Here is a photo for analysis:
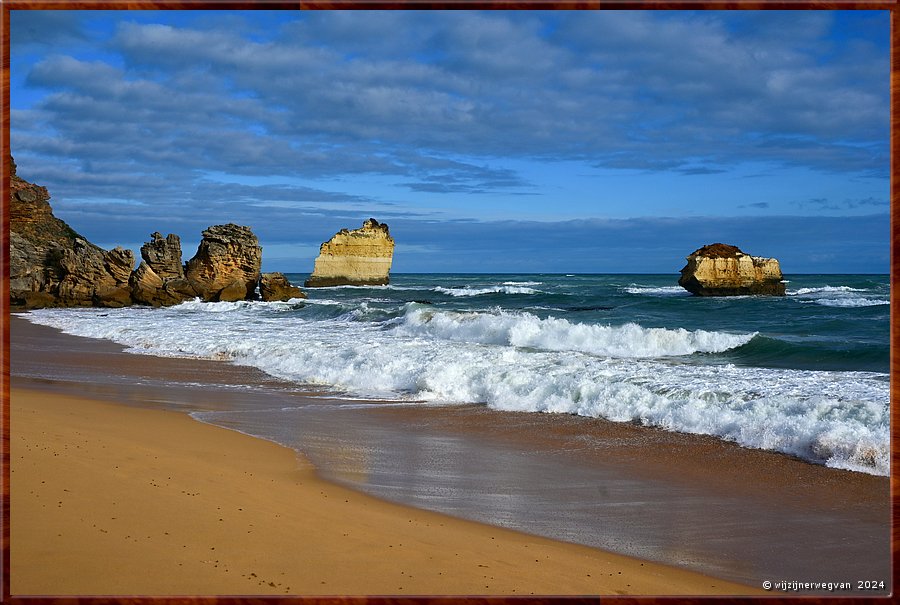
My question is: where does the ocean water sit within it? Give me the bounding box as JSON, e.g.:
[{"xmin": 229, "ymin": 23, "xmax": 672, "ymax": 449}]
[{"xmin": 24, "ymin": 273, "xmax": 890, "ymax": 476}]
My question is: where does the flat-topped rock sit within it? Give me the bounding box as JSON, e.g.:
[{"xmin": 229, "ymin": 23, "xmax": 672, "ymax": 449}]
[
  {"xmin": 305, "ymin": 219, "xmax": 395, "ymax": 287},
  {"xmin": 678, "ymin": 243, "xmax": 785, "ymax": 296}
]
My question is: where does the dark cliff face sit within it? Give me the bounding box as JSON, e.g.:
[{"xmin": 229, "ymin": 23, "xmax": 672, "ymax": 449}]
[
  {"xmin": 259, "ymin": 272, "xmax": 306, "ymax": 302},
  {"xmin": 9, "ymin": 156, "xmax": 297, "ymax": 309},
  {"xmin": 9, "ymin": 156, "xmax": 135, "ymax": 308},
  {"xmin": 10, "ymin": 156, "xmax": 91, "ymax": 251}
]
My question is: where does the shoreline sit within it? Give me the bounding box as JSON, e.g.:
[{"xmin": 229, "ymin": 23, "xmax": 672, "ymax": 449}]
[
  {"xmin": 10, "ymin": 314, "xmax": 889, "ymax": 594},
  {"xmin": 10, "ymin": 384, "xmax": 758, "ymax": 595}
]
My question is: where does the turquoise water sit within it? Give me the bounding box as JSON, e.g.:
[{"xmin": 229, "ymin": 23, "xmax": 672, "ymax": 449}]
[
  {"xmin": 283, "ymin": 273, "xmax": 889, "ymax": 374},
  {"xmin": 25, "ymin": 273, "xmax": 890, "ymax": 475}
]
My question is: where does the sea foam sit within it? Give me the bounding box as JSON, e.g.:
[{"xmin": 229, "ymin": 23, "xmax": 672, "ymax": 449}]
[
  {"xmin": 788, "ymin": 285, "xmax": 888, "ymax": 308},
  {"xmin": 624, "ymin": 285, "xmax": 690, "ymax": 296},
  {"xmin": 24, "ymin": 301, "xmax": 889, "ymax": 476},
  {"xmin": 789, "ymin": 286, "xmax": 868, "ymax": 295},
  {"xmin": 396, "ymin": 307, "xmax": 755, "ymax": 358},
  {"xmin": 434, "ymin": 285, "xmax": 539, "ymax": 297}
]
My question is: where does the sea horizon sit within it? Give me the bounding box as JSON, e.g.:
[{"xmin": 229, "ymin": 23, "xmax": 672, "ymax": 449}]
[{"xmin": 267, "ymin": 271, "xmax": 892, "ymax": 276}]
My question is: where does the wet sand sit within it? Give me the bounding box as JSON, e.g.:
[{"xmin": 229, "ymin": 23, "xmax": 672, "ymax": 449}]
[
  {"xmin": 10, "ymin": 315, "xmax": 891, "ymax": 594},
  {"xmin": 13, "ymin": 386, "xmax": 766, "ymax": 596}
]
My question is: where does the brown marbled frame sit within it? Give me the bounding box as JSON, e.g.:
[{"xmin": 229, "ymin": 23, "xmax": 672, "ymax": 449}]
[{"xmin": 0, "ymin": 1, "xmax": 895, "ymax": 604}]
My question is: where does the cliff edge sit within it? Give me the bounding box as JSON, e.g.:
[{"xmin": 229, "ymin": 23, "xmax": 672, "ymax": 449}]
[
  {"xmin": 678, "ymin": 243, "xmax": 785, "ymax": 296},
  {"xmin": 305, "ymin": 219, "xmax": 395, "ymax": 287},
  {"xmin": 9, "ymin": 155, "xmax": 286, "ymax": 309},
  {"xmin": 10, "ymin": 156, "xmax": 134, "ymax": 308}
]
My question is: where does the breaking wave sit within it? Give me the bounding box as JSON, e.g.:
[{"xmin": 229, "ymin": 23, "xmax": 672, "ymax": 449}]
[
  {"xmin": 788, "ymin": 285, "xmax": 888, "ymax": 308},
  {"xmin": 433, "ymin": 286, "xmax": 539, "ymax": 297},
  {"xmin": 623, "ymin": 285, "xmax": 690, "ymax": 296},
  {"xmin": 396, "ymin": 308, "xmax": 755, "ymax": 358},
  {"xmin": 23, "ymin": 291, "xmax": 889, "ymax": 476},
  {"xmin": 789, "ymin": 286, "xmax": 867, "ymax": 295}
]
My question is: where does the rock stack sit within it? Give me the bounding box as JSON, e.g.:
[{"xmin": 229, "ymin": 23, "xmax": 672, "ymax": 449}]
[
  {"xmin": 678, "ymin": 243, "xmax": 785, "ymax": 296},
  {"xmin": 9, "ymin": 156, "xmax": 306, "ymax": 309},
  {"xmin": 131, "ymin": 233, "xmax": 195, "ymax": 306},
  {"xmin": 184, "ymin": 224, "xmax": 263, "ymax": 302},
  {"xmin": 305, "ymin": 219, "xmax": 395, "ymax": 287}
]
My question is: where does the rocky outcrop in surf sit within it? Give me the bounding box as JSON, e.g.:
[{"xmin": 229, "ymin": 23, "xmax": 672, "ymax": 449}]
[
  {"xmin": 9, "ymin": 156, "xmax": 287, "ymax": 309},
  {"xmin": 305, "ymin": 219, "xmax": 394, "ymax": 287},
  {"xmin": 9, "ymin": 156, "xmax": 134, "ymax": 308},
  {"xmin": 133, "ymin": 227, "xmax": 282, "ymax": 305},
  {"xmin": 184, "ymin": 224, "xmax": 263, "ymax": 302},
  {"xmin": 259, "ymin": 272, "xmax": 307, "ymax": 302},
  {"xmin": 678, "ymin": 243, "xmax": 785, "ymax": 296}
]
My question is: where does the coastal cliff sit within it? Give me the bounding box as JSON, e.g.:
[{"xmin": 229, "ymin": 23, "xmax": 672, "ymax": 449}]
[
  {"xmin": 678, "ymin": 243, "xmax": 785, "ymax": 296},
  {"xmin": 305, "ymin": 219, "xmax": 395, "ymax": 287},
  {"xmin": 134, "ymin": 226, "xmax": 265, "ymax": 305},
  {"xmin": 9, "ymin": 156, "xmax": 301, "ymax": 309},
  {"xmin": 10, "ymin": 156, "xmax": 134, "ymax": 308}
]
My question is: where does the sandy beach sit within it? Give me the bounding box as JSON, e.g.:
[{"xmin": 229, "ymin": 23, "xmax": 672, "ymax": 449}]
[
  {"xmin": 9, "ymin": 315, "xmax": 888, "ymax": 595},
  {"xmin": 10, "ymin": 384, "xmax": 761, "ymax": 596},
  {"xmin": 10, "ymin": 322, "xmax": 762, "ymax": 595}
]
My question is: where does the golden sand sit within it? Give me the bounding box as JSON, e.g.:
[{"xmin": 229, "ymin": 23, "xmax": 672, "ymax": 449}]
[{"xmin": 10, "ymin": 387, "xmax": 761, "ymax": 596}]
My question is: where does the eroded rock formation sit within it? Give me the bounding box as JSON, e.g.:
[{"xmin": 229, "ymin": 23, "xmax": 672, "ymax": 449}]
[
  {"xmin": 142, "ymin": 232, "xmax": 185, "ymax": 280},
  {"xmin": 305, "ymin": 219, "xmax": 395, "ymax": 287},
  {"xmin": 184, "ymin": 224, "xmax": 262, "ymax": 302},
  {"xmin": 678, "ymin": 243, "xmax": 785, "ymax": 296},
  {"xmin": 10, "ymin": 156, "xmax": 135, "ymax": 308},
  {"xmin": 259, "ymin": 272, "xmax": 307, "ymax": 302},
  {"xmin": 130, "ymin": 232, "xmax": 197, "ymax": 306},
  {"xmin": 10, "ymin": 155, "xmax": 303, "ymax": 309}
]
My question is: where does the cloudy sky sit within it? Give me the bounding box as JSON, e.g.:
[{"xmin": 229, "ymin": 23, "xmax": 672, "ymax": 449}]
[{"xmin": 9, "ymin": 10, "xmax": 889, "ymax": 273}]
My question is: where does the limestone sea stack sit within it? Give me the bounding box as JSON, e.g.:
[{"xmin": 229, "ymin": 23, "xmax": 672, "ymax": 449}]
[
  {"xmin": 678, "ymin": 243, "xmax": 785, "ymax": 296},
  {"xmin": 305, "ymin": 219, "xmax": 395, "ymax": 287},
  {"xmin": 9, "ymin": 155, "xmax": 134, "ymax": 308}
]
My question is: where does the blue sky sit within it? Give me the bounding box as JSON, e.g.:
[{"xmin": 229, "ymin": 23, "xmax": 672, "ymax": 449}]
[{"xmin": 9, "ymin": 10, "xmax": 889, "ymax": 273}]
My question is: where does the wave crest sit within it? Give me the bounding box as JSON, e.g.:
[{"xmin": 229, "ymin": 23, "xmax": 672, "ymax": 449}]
[
  {"xmin": 789, "ymin": 286, "xmax": 867, "ymax": 295},
  {"xmin": 434, "ymin": 285, "xmax": 539, "ymax": 297},
  {"xmin": 624, "ymin": 285, "xmax": 690, "ymax": 296},
  {"xmin": 23, "ymin": 305, "xmax": 888, "ymax": 475},
  {"xmin": 788, "ymin": 285, "xmax": 887, "ymax": 308},
  {"xmin": 801, "ymin": 298, "xmax": 888, "ymax": 308},
  {"xmin": 397, "ymin": 308, "xmax": 756, "ymax": 358}
]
